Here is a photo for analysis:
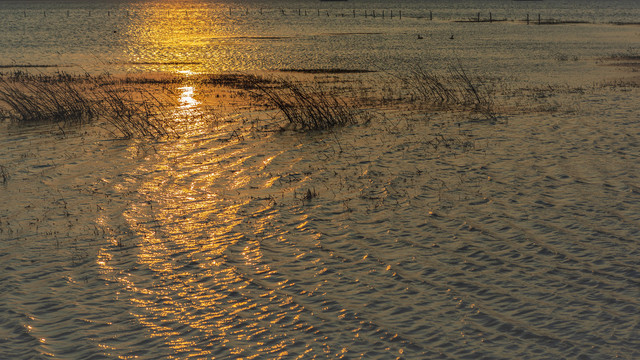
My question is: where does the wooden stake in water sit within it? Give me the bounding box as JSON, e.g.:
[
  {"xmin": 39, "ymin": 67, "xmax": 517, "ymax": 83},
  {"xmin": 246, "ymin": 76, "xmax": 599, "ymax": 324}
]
[
  {"xmin": 489, "ymin": 12, "xmax": 492, "ymax": 23},
  {"xmin": 526, "ymin": 13, "xmax": 529, "ymax": 25},
  {"xmin": 430, "ymin": 10, "xmax": 432, "ymax": 21},
  {"xmin": 538, "ymin": 13, "xmax": 541, "ymax": 25}
]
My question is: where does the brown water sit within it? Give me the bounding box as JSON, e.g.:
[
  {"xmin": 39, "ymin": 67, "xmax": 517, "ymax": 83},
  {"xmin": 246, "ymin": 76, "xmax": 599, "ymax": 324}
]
[
  {"xmin": 1, "ymin": 75, "xmax": 639, "ymax": 358},
  {"xmin": 1, "ymin": 0, "xmax": 640, "ymax": 357}
]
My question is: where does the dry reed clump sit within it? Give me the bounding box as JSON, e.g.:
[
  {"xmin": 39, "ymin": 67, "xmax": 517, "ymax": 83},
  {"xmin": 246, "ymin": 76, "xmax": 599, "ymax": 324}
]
[
  {"xmin": 402, "ymin": 63, "xmax": 496, "ymax": 120},
  {"xmin": 250, "ymin": 78, "xmax": 367, "ymax": 131},
  {"xmin": 0, "ymin": 72, "xmax": 178, "ymax": 139},
  {"xmin": 96, "ymin": 82, "xmax": 178, "ymax": 139},
  {"xmin": 0, "ymin": 72, "xmax": 97, "ymax": 125}
]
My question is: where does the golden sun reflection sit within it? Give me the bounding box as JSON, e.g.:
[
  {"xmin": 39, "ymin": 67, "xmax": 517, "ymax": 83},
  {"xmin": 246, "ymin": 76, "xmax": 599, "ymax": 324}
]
[
  {"xmin": 177, "ymin": 86, "xmax": 199, "ymax": 110},
  {"xmin": 123, "ymin": 1, "xmax": 237, "ymax": 74}
]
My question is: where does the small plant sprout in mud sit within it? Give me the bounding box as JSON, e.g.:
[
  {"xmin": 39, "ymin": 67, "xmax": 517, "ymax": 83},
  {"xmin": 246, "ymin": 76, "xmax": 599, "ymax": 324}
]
[
  {"xmin": 294, "ymin": 187, "xmax": 318, "ymax": 203},
  {"xmin": 303, "ymin": 187, "xmax": 318, "ymax": 201},
  {"xmin": 0, "ymin": 164, "xmax": 8, "ymax": 184}
]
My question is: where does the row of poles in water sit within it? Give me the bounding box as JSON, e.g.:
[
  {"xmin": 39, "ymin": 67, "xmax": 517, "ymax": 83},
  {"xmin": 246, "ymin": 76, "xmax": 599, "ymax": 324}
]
[
  {"xmin": 15, "ymin": 8, "xmax": 556, "ymax": 24},
  {"xmin": 24, "ymin": 9, "xmax": 431, "ymax": 20},
  {"xmin": 21, "ymin": 9, "xmax": 550, "ymax": 24}
]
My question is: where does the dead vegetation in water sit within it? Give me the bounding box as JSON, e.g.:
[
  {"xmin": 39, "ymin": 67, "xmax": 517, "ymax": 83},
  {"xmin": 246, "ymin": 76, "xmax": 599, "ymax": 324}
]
[
  {"xmin": 394, "ymin": 63, "xmax": 497, "ymax": 120},
  {"xmin": 0, "ymin": 72, "xmax": 98, "ymax": 125},
  {"xmin": 279, "ymin": 68, "xmax": 377, "ymax": 74},
  {"xmin": 97, "ymin": 83, "xmax": 178, "ymax": 139},
  {"xmin": 600, "ymin": 50, "xmax": 640, "ymax": 72},
  {"xmin": 249, "ymin": 77, "xmax": 373, "ymax": 131},
  {"xmin": 0, "ymin": 71, "xmax": 179, "ymax": 139},
  {"xmin": 0, "ymin": 65, "xmax": 503, "ymax": 139},
  {"xmin": 606, "ymin": 49, "xmax": 640, "ymax": 61}
]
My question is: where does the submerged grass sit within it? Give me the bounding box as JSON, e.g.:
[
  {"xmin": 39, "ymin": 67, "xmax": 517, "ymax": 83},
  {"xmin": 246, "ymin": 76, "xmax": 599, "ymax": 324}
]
[
  {"xmin": 0, "ymin": 164, "xmax": 8, "ymax": 184},
  {"xmin": 0, "ymin": 74, "xmax": 97, "ymax": 125},
  {"xmin": 250, "ymin": 77, "xmax": 368, "ymax": 131},
  {"xmin": 0, "ymin": 66, "xmax": 499, "ymax": 139},
  {"xmin": 401, "ymin": 63, "xmax": 496, "ymax": 120},
  {"xmin": 0, "ymin": 71, "xmax": 178, "ymax": 139}
]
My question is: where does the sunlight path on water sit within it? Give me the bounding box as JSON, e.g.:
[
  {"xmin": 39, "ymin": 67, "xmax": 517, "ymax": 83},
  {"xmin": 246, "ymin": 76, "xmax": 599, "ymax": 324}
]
[
  {"xmin": 0, "ymin": 78, "xmax": 637, "ymax": 358},
  {"xmin": 92, "ymin": 84, "xmax": 640, "ymax": 358},
  {"xmin": 96, "ymin": 97, "xmax": 326, "ymax": 357}
]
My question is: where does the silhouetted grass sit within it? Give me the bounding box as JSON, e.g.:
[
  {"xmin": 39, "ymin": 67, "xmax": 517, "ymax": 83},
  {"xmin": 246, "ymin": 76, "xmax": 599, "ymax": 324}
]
[
  {"xmin": 97, "ymin": 83, "xmax": 178, "ymax": 139},
  {"xmin": 250, "ymin": 78, "xmax": 367, "ymax": 130},
  {"xmin": 0, "ymin": 74, "xmax": 97, "ymax": 125},
  {"xmin": 0, "ymin": 72, "xmax": 178, "ymax": 138},
  {"xmin": 402, "ymin": 63, "xmax": 496, "ymax": 120}
]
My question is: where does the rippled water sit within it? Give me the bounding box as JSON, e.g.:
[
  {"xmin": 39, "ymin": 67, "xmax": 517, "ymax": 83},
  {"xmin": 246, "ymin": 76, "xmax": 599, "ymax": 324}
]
[
  {"xmin": 1, "ymin": 0, "xmax": 640, "ymax": 359},
  {"xmin": 0, "ymin": 0, "xmax": 639, "ymax": 79},
  {"xmin": 2, "ymin": 83, "xmax": 640, "ymax": 358}
]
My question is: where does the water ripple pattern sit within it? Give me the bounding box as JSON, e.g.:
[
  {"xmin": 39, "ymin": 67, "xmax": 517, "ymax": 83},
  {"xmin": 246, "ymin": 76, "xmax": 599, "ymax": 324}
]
[
  {"xmin": 91, "ymin": 89, "xmax": 640, "ymax": 358},
  {"xmin": 1, "ymin": 89, "xmax": 639, "ymax": 358}
]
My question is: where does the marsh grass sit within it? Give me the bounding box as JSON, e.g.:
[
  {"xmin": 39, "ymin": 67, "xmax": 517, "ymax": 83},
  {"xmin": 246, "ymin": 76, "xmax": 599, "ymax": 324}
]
[
  {"xmin": 0, "ymin": 67, "xmax": 498, "ymax": 138},
  {"xmin": 0, "ymin": 73, "xmax": 97, "ymax": 125},
  {"xmin": 401, "ymin": 63, "xmax": 496, "ymax": 120},
  {"xmin": 250, "ymin": 78, "xmax": 367, "ymax": 131},
  {"xmin": 200, "ymin": 73, "xmax": 272, "ymax": 90},
  {"xmin": 96, "ymin": 83, "xmax": 178, "ymax": 139},
  {"xmin": 0, "ymin": 71, "xmax": 179, "ymax": 139}
]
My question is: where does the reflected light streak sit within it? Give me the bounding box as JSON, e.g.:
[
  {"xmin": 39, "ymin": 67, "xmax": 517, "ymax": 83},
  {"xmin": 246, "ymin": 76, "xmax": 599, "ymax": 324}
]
[
  {"xmin": 123, "ymin": 1, "xmax": 237, "ymax": 74},
  {"xmin": 177, "ymin": 86, "xmax": 199, "ymax": 110},
  {"xmin": 92, "ymin": 77, "xmax": 313, "ymax": 356}
]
